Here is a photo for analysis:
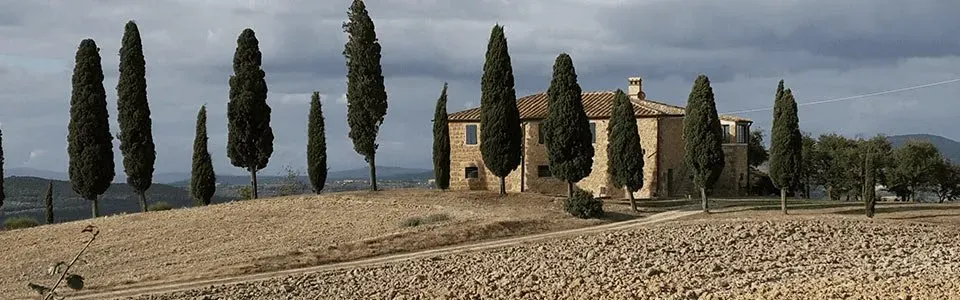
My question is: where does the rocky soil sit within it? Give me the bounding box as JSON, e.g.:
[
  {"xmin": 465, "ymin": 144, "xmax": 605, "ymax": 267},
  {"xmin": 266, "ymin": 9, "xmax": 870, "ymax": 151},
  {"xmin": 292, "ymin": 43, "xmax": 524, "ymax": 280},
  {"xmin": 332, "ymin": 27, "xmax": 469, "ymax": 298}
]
[{"xmin": 132, "ymin": 213, "xmax": 960, "ymax": 300}]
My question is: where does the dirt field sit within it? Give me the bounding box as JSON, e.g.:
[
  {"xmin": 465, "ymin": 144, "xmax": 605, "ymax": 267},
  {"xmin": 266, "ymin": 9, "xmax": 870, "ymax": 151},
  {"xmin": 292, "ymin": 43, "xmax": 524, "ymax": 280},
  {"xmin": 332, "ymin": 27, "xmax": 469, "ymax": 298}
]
[
  {"xmin": 126, "ymin": 202, "xmax": 960, "ymax": 300},
  {"xmin": 0, "ymin": 189, "xmax": 649, "ymax": 299}
]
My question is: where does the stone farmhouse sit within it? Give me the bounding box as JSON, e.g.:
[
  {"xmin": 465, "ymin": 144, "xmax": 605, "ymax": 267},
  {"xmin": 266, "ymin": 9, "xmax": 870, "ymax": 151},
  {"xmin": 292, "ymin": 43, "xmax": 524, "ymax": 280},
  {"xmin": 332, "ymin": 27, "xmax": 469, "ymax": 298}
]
[{"xmin": 447, "ymin": 77, "xmax": 752, "ymax": 199}]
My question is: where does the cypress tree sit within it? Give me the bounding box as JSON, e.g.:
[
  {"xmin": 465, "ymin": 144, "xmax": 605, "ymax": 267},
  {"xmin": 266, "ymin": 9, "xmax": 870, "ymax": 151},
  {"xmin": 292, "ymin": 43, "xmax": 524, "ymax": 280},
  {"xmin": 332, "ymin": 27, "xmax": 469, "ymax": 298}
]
[
  {"xmin": 0, "ymin": 127, "xmax": 4, "ymax": 210},
  {"xmin": 607, "ymin": 89, "xmax": 644, "ymax": 211},
  {"xmin": 432, "ymin": 83, "xmax": 451, "ymax": 190},
  {"xmin": 479, "ymin": 24, "xmax": 522, "ymax": 196},
  {"xmin": 343, "ymin": 0, "xmax": 388, "ymax": 191},
  {"xmin": 68, "ymin": 39, "xmax": 115, "ymax": 218},
  {"xmin": 191, "ymin": 105, "xmax": 216, "ymax": 206},
  {"xmin": 864, "ymin": 153, "xmax": 876, "ymax": 218},
  {"xmin": 769, "ymin": 81, "xmax": 803, "ymax": 215},
  {"xmin": 45, "ymin": 182, "xmax": 54, "ymax": 224},
  {"xmin": 226, "ymin": 28, "xmax": 274, "ymax": 199},
  {"xmin": 307, "ymin": 92, "xmax": 328, "ymax": 193},
  {"xmin": 682, "ymin": 74, "xmax": 725, "ymax": 213},
  {"xmin": 117, "ymin": 20, "xmax": 156, "ymax": 212},
  {"xmin": 544, "ymin": 53, "xmax": 593, "ymax": 197}
]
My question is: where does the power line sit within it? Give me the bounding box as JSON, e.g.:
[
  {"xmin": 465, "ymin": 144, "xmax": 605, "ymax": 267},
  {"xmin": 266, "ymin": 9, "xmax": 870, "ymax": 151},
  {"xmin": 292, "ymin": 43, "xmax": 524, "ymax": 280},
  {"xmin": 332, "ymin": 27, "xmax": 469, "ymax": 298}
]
[{"xmin": 721, "ymin": 78, "xmax": 960, "ymax": 115}]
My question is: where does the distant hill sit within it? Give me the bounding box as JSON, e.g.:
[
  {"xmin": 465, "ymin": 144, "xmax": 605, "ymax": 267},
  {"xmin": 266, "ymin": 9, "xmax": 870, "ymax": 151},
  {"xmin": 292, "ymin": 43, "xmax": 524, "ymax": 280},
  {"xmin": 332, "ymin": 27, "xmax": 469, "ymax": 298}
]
[
  {"xmin": 0, "ymin": 176, "xmax": 237, "ymax": 224},
  {"xmin": 5, "ymin": 167, "xmax": 69, "ymax": 180},
  {"xmin": 167, "ymin": 166, "xmax": 433, "ymax": 187},
  {"xmin": 887, "ymin": 134, "xmax": 960, "ymax": 162}
]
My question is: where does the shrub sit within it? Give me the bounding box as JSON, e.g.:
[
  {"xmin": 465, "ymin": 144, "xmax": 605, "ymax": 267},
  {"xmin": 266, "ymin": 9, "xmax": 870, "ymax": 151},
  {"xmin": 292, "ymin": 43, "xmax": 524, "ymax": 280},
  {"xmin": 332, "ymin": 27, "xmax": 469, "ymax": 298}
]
[
  {"xmin": 4, "ymin": 216, "xmax": 40, "ymax": 230},
  {"xmin": 565, "ymin": 188, "xmax": 604, "ymax": 219},
  {"xmin": 401, "ymin": 213, "xmax": 452, "ymax": 228},
  {"xmin": 147, "ymin": 201, "xmax": 174, "ymax": 211}
]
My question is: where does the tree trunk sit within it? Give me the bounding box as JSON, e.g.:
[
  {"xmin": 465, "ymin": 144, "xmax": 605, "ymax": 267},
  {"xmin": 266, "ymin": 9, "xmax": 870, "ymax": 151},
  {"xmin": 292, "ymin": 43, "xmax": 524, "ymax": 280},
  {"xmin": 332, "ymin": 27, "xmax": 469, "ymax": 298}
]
[
  {"xmin": 250, "ymin": 168, "xmax": 259, "ymax": 199},
  {"xmin": 567, "ymin": 181, "xmax": 574, "ymax": 197},
  {"xmin": 628, "ymin": 187, "xmax": 637, "ymax": 212},
  {"xmin": 499, "ymin": 176, "xmax": 506, "ymax": 196},
  {"xmin": 138, "ymin": 192, "xmax": 147, "ymax": 212},
  {"xmin": 369, "ymin": 154, "xmax": 378, "ymax": 191},
  {"xmin": 781, "ymin": 187, "xmax": 788, "ymax": 215},
  {"xmin": 91, "ymin": 197, "xmax": 100, "ymax": 218},
  {"xmin": 700, "ymin": 187, "xmax": 708, "ymax": 213}
]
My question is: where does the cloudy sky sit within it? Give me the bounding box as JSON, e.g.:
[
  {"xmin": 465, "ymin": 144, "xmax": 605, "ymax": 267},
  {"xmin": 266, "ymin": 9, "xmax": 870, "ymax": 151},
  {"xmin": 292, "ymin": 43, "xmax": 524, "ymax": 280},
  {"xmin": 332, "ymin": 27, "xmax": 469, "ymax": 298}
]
[{"xmin": 0, "ymin": 0, "xmax": 958, "ymax": 178}]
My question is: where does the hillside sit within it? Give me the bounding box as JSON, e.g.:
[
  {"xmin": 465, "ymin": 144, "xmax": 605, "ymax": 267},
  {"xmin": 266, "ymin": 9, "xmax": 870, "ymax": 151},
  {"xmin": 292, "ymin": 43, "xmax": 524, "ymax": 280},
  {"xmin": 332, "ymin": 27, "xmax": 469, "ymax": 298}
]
[
  {"xmin": 887, "ymin": 134, "xmax": 960, "ymax": 162},
  {"xmin": 0, "ymin": 176, "xmax": 236, "ymax": 224}
]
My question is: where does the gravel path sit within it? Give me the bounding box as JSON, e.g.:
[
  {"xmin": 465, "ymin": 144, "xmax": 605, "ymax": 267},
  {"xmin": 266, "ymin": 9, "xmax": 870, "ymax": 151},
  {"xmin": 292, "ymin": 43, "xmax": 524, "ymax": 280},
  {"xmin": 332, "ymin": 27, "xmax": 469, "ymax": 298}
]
[{"xmin": 129, "ymin": 214, "xmax": 960, "ymax": 299}]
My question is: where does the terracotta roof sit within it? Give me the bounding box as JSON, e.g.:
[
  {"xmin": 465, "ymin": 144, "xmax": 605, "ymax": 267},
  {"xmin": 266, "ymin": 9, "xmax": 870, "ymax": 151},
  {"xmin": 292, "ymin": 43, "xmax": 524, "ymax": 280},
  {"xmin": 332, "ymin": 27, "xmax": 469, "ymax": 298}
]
[{"xmin": 448, "ymin": 91, "xmax": 751, "ymax": 123}]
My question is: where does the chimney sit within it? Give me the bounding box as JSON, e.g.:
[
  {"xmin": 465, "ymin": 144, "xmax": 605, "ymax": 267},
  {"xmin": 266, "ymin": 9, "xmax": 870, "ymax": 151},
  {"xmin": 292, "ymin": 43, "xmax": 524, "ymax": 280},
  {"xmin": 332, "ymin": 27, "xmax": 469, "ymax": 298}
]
[{"xmin": 627, "ymin": 76, "xmax": 645, "ymax": 100}]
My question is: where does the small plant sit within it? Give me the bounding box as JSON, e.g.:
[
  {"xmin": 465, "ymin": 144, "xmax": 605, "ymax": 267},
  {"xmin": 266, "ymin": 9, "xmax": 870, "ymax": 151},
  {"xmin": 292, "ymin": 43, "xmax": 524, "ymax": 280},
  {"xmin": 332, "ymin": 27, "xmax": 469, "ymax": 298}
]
[
  {"xmin": 4, "ymin": 216, "xmax": 40, "ymax": 230},
  {"xmin": 565, "ymin": 188, "xmax": 604, "ymax": 219},
  {"xmin": 28, "ymin": 225, "xmax": 100, "ymax": 300},
  {"xmin": 277, "ymin": 164, "xmax": 309, "ymax": 196},
  {"xmin": 236, "ymin": 185, "xmax": 253, "ymax": 200},
  {"xmin": 400, "ymin": 213, "xmax": 452, "ymax": 228},
  {"xmin": 147, "ymin": 201, "xmax": 174, "ymax": 211}
]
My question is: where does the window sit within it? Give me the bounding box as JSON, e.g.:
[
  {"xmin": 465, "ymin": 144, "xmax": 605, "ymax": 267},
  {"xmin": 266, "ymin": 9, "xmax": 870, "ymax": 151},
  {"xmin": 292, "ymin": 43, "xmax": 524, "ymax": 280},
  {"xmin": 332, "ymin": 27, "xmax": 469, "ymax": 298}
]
[
  {"xmin": 538, "ymin": 123, "xmax": 545, "ymax": 144},
  {"xmin": 590, "ymin": 122, "xmax": 597, "ymax": 143},
  {"xmin": 465, "ymin": 124, "xmax": 478, "ymax": 145},
  {"xmin": 464, "ymin": 166, "xmax": 479, "ymax": 179},
  {"xmin": 537, "ymin": 165, "xmax": 552, "ymax": 177},
  {"xmin": 736, "ymin": 124, "xmax": 749, "ymax": 144},
  {"xmin": 721, "ymin": 124, "xmax": 730, "ymax": 143}
]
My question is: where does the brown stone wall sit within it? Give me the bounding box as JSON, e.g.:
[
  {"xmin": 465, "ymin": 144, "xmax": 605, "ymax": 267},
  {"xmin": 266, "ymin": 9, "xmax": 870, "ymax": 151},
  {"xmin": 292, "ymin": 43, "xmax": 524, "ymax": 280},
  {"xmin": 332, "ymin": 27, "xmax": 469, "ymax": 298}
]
[
  {"xmin": 618, "ymin": 118, "xmax": 661, "ymax": 200},
  {"xmin": 522, "ymin": 121, "xmax": 567, "ymax": 196},
  {"xmin": 655, "ymin": 117, "xmax": 750, "ymax": 198},
  {"xmin": 448, "ymin": 122, "xmax": 522, "ymax": 192}
]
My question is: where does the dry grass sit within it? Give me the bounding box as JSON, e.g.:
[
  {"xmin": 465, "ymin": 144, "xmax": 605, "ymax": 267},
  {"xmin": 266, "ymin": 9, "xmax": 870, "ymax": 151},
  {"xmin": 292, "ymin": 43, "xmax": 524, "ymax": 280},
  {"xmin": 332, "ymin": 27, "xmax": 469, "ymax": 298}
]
[{"xmin": 0, "ymin": 189, "xmax": 648, "ymax": 299}]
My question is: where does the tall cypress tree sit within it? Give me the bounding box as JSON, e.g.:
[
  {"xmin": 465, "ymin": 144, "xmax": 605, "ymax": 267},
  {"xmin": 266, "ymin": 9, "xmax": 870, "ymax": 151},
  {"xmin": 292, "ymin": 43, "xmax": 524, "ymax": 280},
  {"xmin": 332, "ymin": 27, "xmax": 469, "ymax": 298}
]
[
  {"xmin": 607, "ymin": 89, "xmax": 645, "ymax": 211},
  {"xmin": 479, "ymin": 24, "xmax": 522, "ymax": 196},
  {"xmin": 307, "ymin": 92, "xmax": 328, "ymax": 193},
  {"xmin": 68, "ymin": 38, "xmax": 115, "ymax": 218},
  {"xmin": 227, "ymin": 28, "xmax": 274, "ymax": 199},
  {"xmin": 864, "ymin": 153, "xmax": 876, "ymax": 218},
  {"xmin": 191, "ymin": 105, "xmax": 216, "ymax": 206},
  {"xmin": 682, "ymin": 74, "xmax": 725, "ymax": 213},
  {"xmin": 769, "ymin": 81, "xmax": 803, "ymax": 215},
  {"xmin": 432, "ymin": 83, "xmax": 451, "ymax": 190},
  {"xmin": 343, "ymin": 0, "xmax": 388, "ymax": 191},
  {"xmin": 0, "ymin": 127, "xmax": 4, "ymax": 210},
  {"xmin": 117, "ymin": 20, "xmax": 156, "ymax": 212},
  {"xmin": 45, "ymin": 182, "xmax": 54, "ymax": 224},
  {"xmin": 544, "ymin": 53, "xmax": 593, "ymax": 196}
]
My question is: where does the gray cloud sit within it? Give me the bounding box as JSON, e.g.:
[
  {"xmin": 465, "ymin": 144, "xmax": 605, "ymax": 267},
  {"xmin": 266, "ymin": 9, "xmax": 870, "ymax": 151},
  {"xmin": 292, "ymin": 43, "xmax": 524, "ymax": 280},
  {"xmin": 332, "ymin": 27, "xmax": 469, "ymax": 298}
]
[{"xmin": 0, "ymin": 0, "xmax": 958, "ymax": 179}]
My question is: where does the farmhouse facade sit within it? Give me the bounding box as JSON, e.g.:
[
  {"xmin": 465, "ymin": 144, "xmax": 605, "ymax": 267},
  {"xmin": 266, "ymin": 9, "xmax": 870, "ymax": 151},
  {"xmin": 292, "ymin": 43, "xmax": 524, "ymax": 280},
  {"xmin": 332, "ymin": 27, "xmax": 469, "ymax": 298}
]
[{"xmin": 447, "ymin": 77, "xmax": 752, "ymax": 199}]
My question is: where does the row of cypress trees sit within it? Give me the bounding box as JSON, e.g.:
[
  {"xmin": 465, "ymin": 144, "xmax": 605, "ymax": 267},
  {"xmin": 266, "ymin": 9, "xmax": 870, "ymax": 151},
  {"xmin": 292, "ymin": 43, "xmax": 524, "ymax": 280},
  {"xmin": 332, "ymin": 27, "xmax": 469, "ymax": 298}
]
[{"xmin": 54, "ymin": 0, "xmax": 393, "ymax": 217}]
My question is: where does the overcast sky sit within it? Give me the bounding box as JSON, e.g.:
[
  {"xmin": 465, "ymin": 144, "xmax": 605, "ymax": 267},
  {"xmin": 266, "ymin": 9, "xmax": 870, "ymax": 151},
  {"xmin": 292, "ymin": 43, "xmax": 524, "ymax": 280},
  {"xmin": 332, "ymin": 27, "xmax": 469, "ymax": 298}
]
[{"xmin": 0, "ymin": 0, "xmax": 958, "ymax": 177}]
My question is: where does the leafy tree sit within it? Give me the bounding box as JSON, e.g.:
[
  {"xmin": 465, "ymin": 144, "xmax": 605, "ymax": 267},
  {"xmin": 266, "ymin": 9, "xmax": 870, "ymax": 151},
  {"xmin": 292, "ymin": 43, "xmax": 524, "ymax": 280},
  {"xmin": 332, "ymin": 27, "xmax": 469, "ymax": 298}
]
[
  {"xmin": 307, "ymin": 92, "xmax": 328, "ymax": 193},
  {"xmin": 190, "ymin": 105, "xmax": 216, "ymax": 206},
  {"xmin": 769, "ymin": 83, "xmax": 803, "ymax": 214},
  {"xmin": 852, "ymin": 135, "xmax": 893, "ymax": 200},
  {"xmin": 68, "ymin": 39, "xmax": 115, "ymax": 218},
  {"xmin": 816, "ymin": 133, "xmax": 858, "ymax": 200},
  {"xmin": 888, "ymin": 140, "xmax": 943, "ymax": 201},
  {"xmin": 432, "ymin": 83, "xmax": 451, "ymax": 190},
  {"xmin": 479, "ymin": 24, "xmax": 522, "ymax": 196},
  {"xmin": 682, "ymin": 74, "xmax": 725, "ymax": 212},
  {"xmin": 45, "ymin": 182, "xmax": 54, "ymax": 224},
  {"xmin": 607, "ymin": 89, "xmax": 644, "ymax": 211},
  {"xmin": 343, "ymin": 0, "xmax": 388, "ymax": 191},
  {"xmin": 227, "ymin": 28, "xmax": 274, "ymax": 199},
  {"xmin": 748, "ymin": 130, "xmax": 769, "ymax": 168},
  {"xmin": 933, "ymin": 160, "xmax": 960, "ymax": 202},
  {"xmin": 544, "ymin": 53, "xmax": 594, "ymax": 196},
  {"xmin": 117, "ymin": 20, "xmax": 156, "ymax": 212},
  {"xmin": 799, "ymin": 132, "xmax": 820, "ymax": 198},
  {"xmin": 864, "ymin": 153, "xmax": 877, "ymax": 217}
]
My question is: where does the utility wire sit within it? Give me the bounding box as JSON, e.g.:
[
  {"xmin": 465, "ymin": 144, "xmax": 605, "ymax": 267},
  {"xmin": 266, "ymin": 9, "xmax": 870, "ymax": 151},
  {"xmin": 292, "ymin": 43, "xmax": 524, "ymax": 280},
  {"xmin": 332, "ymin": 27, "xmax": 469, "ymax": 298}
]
[{"xmin": 721, "ymin": 78, "xmax": 960, "ymax": 115}]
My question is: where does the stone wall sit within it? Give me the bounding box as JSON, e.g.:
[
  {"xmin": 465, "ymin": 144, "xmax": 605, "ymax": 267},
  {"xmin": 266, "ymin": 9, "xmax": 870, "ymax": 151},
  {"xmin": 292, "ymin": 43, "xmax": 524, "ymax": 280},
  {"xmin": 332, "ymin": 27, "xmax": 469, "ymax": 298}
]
[
  {"xmin": 448, "ymin": 122, "xmax": 522, "ymax": 192},
  {"xmin": 654, "ymin": 117, "xmax": 750, "ymax": 198}
]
